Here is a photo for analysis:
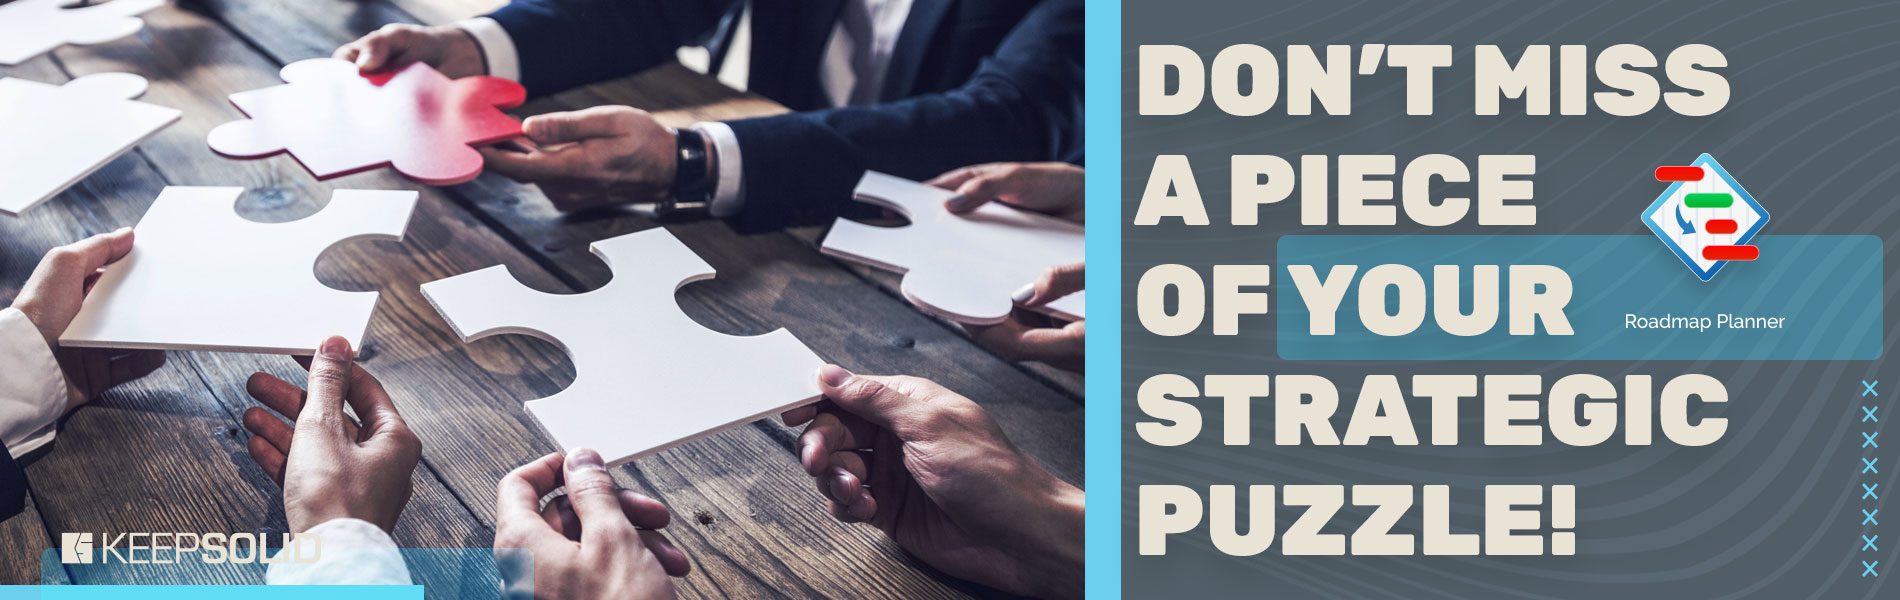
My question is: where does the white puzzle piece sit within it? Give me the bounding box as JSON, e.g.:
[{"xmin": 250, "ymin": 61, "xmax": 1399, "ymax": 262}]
[
  {"xmin": 0, "ymin": 0, "xmax": 164, "ymax": 66},
  {"xmin": 421, "ymin": 229, "xmax": 824, "ymax": 465},
  {"xmin": 0, "ymin": 73, "xmax": 180, "ymax": 216},
  {"xmin": 61, "ymin": 187, "xmax": 417, "ymax": 354},
  {"xmin": 822, "ymin": 171, "xmax": 1085, "ymax": 325}
]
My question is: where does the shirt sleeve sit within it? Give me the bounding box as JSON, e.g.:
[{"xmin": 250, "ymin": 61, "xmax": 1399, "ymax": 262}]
[
  {"xmin": 0, "ymin": 308, "xmax": 70, "ymax": 458},
  {"xmin": 694, "ymin": 121, "xmax": 746, "ymax": 217},
  {"xmin": 265, "ymin": 518, "xmax": 412, "ymax": 586},
  {"xmin": 458, "ymin": 17, "xmax": 522, "ymax": 82}
]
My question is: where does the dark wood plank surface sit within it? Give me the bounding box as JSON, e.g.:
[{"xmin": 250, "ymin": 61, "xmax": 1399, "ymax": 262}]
[
  {"xmin": 0, "ymin": 494, "xmax": 64, "ymax": 585},
  {"xmin": 0, "ymin": 0, "xmax": 1083, "ymax": 596}
]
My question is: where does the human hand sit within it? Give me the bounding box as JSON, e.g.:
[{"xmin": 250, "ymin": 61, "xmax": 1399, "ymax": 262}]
[
  {"xmin": 929, "ymin": 162, "xmax": 1085, "ymax": 224},
  {"xmin": 11, "ymin": 228, "xmax": 166, "ymax": 414},
  {"xmin": 494, "ymin": 449, "xmax": 690, "ymax": 600},
  {"xmin": 242, "ymin": 336, "xmax": 422, "ymax": 533},
  {"xmin": 479, "ymin": 106, "xmax": 683, "ymax": 211},
  {"xmin": 334, "ymin": 23, "xmax": 487, "ymax": 78},
  {"xmin": 967, "ymin": 262, "xmax": 1085, "ymax": 372},
  {"xmin": 780, "ymin": 366, "xmax": 1084, "ymax": 599}
]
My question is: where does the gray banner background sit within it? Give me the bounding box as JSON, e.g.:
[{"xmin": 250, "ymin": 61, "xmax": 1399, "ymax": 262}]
[{"xmin": 1120, "ymin": 0, "xmax": 1897, "ymax": 597}]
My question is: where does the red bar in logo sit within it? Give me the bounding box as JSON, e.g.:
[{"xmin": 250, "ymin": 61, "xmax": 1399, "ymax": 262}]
[
  {"xmin": 1702, "ymin": 245, "xmax": 1759, "ymax": 261},
  {"xmin": 1655, "ymin": 166, "xmax": 1704, "ymax": 182},
  {"xmin": 1705, "ymin": 219, "xmax": 1738, "ymax": 234}
]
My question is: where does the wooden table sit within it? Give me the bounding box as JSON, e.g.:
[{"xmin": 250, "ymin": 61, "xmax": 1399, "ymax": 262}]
[{"xmin": 0, "ymin": 1, "xmax": 1083, "ymax": 596}]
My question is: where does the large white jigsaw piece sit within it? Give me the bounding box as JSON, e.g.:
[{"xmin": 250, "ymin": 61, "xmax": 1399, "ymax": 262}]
[
  {"xmin": 421, "ymin": 229, "xmax": 824, "ymax": 465},
  {"xmin": 61, "ymin": 186, "xmax": 417, "ymax": 354},
  {"xmin": 822, "ymin": 171, "xmax": 1085, "ymax": 325},
  {"xmin": 0, "ymin": 0, "xmax": 164, "ymax": 66},
  {"xmin": 0, "ymin": 73, "xmax": 179, "ymax": 217}
]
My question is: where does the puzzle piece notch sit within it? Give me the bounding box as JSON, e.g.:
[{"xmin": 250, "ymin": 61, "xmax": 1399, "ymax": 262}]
[
  {"xmin": 0, "ymin": 72, "xmax": 180, "ymax": 216},
  {"xmin": 207, "ymin": 58, "xmax": 527, "ymax": 186},
  {"xmin": 60, "ymin": 186, "xmax": 418, "ymax": 354},
  {"xmin": 0, "ymin": 0, "xmax": 162, "ymax": 65},
  {"xmin": 823, "ymin": 171, "xmax": 1086, "ymax": 325},
  {"xmin": 421, "ymin": 229, "xmax": 825, "ymax": 465},
  {"xmin": 59, "ymin": 71, "xmax": 150, "ymax": 99}
]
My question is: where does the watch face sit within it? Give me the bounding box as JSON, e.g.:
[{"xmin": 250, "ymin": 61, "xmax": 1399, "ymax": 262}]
[{"xmin": 674, "ymin": 129, "xmax": 711, "ymax": 203}]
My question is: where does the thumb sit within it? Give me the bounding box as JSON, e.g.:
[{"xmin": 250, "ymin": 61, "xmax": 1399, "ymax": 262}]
[
  {"xmin": 352, "ymin": 36, "xmax": 391, "ymax": 72},
  {"xmin": 815, "ymin": 365, "xmax": 940, "ymax": 440},
  {"xmin": 944, "ymin": 174, "xmax": 1005, "ymax": 214},
  {"xmin": 1014, "ymin": 262, "xmax": 1085, "ymax": 307},
  {"xmin": 297, "ymin": 335, "xmax": 355, "ymax": 443},
  {"xmin": 44, "ymin": 227, "xmax": 135, "ymax": 281},
  {"xmin": 562, "ymin": 448, "xmax": 640, "ymax": 549},
  {"xmin": 524, "ymin": 107, "xmax": 635, "ymax": 145}
]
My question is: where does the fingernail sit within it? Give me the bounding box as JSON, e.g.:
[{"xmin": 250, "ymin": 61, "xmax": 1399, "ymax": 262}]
[
  {"xmin": 829, "ymin": 474, "xmax": 856, "ymax": 501},
  {"xmin": 318, "ymin": 336, "xmax": 351, "ymax": 361},
  {"xmin": 113, "ymin": 226, "xmax": 131, "ymax": 235},
  {"xmin": 850, "ymin": 495, "xmax": 877, "ymax": 520},
  {"xmin": 817, "ymin": 364, "xmax": 852, "ymax": 387},
  {"xmin": 1011, "ymin": 283, "xmax": 1036, "ymax": 303},
  {"xmin": 567, "ymin": 448, "xmax": 605, "ymax": 472}
]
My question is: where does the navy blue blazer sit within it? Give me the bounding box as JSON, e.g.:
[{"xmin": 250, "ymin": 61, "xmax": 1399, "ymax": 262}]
[
  {"xmin": 2, "ymin": 447, "xmax": 23, "ymax": 521},
  {"xmin": 487, "ymin": 0, "xmax": 1084, "ymax": 231}
]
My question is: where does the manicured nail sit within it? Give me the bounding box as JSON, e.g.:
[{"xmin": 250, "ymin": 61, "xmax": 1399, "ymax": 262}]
[
  {"xmin": 817, "ymin": 364, "xmax": 852, "ymax": 387},
  {"xmin": 318, "ymin": 336, "xmax": 351, "ymax": 361},
  {"xmin": 1011, "ymin": 283, "xmax": 1037, "ymax": 303},
  {"xmin": 567, "ymin": 448, "xmax": 605, "ymax": 472}
]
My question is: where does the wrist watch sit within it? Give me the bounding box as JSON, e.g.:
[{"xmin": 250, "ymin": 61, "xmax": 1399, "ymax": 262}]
[{"xmin": 670, "ymin": 127, "xmax": 712, "ymax": 211}]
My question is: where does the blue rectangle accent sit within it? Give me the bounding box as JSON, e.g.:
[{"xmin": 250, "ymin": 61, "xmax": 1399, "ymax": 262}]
[
  {"xmin": 1276, "ymin": 235, "xmax": 1883, "ymax": 361},
  {"xmin": 1082, "ymin": 0, "xmax": 1121, "ymax": 598}
]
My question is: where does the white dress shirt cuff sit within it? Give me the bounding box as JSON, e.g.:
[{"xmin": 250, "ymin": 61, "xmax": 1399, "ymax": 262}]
[
  {"xmin": 266, "ymin": 518, "xmax": 412, "ymax": 586},
  {"xmin": 0, "ymin": 308, "xmax": 68, "ymax": 457},
  {"xmin": 457, "ymin": 17, "xmax": 521, "ymax": 82},
  {"xmin": 693, "ymin": 122, "xmax": 746, "ymax": 217}
]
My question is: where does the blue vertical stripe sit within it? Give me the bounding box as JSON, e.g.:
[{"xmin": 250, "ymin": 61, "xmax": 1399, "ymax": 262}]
[{"xmin": 1082, "ymin": 0, "xmax": 1122, "ymax": 597}]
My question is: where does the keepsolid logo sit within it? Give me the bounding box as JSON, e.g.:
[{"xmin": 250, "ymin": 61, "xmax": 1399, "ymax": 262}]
[
  {"xmin": 58, "ymin": 531, "xmax": 319, "ymax": 565},
  {"xmin": 60, "ymin": 532, "xmax": 92, "ymax": 564}
]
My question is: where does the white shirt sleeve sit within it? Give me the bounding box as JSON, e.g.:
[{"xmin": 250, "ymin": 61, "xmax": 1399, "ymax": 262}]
[
  {"xmin": 266, "ymin": 518, "xmax": 412, "ymax": 585},
  {"xmin": 0, "ymin": 308, "xmax": 69, "ymax": 458},
  {"xmin": 457, "ymin": 17, "xmax": 522, "ymax": 82},
  {"xmin": 693, "ymin": 121, "xmax": 746, "ymax": 217}
]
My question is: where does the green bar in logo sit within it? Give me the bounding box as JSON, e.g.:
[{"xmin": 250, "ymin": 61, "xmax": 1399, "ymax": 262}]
[{"xmin": 1684, "ymin": 192, "xmax": 1734, "ymax": 208}]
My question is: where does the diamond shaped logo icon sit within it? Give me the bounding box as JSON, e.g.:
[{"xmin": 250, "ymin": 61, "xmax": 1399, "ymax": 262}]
[{"xmin": 1643, "ymin": 154, "xmax": 1768, "ymax": 282}]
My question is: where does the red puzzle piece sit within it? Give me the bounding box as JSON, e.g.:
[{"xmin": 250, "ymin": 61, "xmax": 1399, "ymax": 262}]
[{"xmin": 208, "ymin": 59, "xmax": 526, "ymax": 185}]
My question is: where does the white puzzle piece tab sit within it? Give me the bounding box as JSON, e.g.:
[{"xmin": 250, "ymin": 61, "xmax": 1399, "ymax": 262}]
[
  {"xmin": 822, "ymin": 171, "xmax": 1085, "ymax": 325},
  {"xmin": 421, "ymin": 229, "xmax": 825, "ymax": 465},
  {"xmin": 61, "ymin": 187, "xmax": 418, "ymax": 354},
  {"xmin": 0, "ymin": 73, "xmax": 180, "ymax": 216},
  {"xmin": 0, "ymin": 0, "xmax": 164, "ymax": 66}
]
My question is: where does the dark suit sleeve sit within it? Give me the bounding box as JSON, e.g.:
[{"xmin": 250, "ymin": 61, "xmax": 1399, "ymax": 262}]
[
  {"xmin": 487, "ymin": 0, "xmax": 738, "ymax": 97},
  {"xmin": 721, "ymin": 0, "xmax": 1085, "ymax": 232},
  {"xmin": 1, "ymin": 447, "xmax": 24, "ymax": 521}
]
